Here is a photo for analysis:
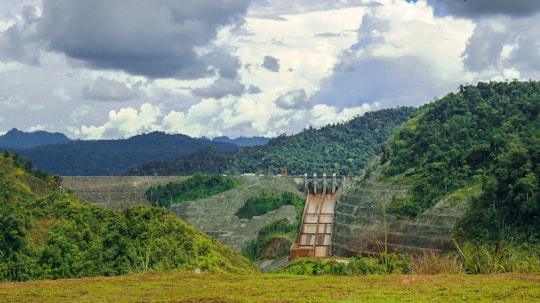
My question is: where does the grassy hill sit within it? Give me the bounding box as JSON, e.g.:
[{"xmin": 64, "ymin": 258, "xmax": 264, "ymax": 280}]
[
  {"xmin": 126, "ymin": 107, "xmax": 417, "ymax": 176},
  {"xmin": 0, "ymin": 151, "xmax": 256, "ymax": 282}
]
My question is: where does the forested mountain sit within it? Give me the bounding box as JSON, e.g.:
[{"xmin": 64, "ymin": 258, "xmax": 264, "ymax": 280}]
[
  {"xmin": 211, "ymin": 136, "xmax": 270, "ymax": 147},
  {"xmin": 0, "ymin": 151, "xmax": 256, "ymax": 282},
  {"xmin": 0, "ymin": 128, "xmax": 70, "ymax": 149},
  {"xmin": 9, "ymin": 131, "xmax": 239, "ymax": 175},
  {"xmin": 125, "ymin": 107, "xmax": 417, "ymax": 176},
  {"xmin": 381, "ymin": 80, "xmax": 540, "ymax": 241}
]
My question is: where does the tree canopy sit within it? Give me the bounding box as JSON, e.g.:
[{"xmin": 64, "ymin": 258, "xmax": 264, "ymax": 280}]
[
  {"xmin": 146, "ymin": 173, "xmax": 240, "ymax": 208},
  {"xmin": 126, "ymin": 107, "xmax": 417, "ymax": 176},
  {"xmin": 382, "ymin": 81, "xmax": 540, "ymax": 241},
  {"xmin": 0, "ymin": 152, "xmax": 256, "ymax": 282}
]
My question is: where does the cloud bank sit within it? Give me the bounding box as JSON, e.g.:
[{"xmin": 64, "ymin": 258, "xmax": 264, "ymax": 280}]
[{"xmin": 0, "ymin": 0, "xmax": 539, "ymax": 140}]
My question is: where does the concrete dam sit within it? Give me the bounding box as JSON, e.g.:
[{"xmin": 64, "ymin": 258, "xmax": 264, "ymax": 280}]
[{"xmin": 62, "ymin": 168, "xmax": 470, "ymax": 259}]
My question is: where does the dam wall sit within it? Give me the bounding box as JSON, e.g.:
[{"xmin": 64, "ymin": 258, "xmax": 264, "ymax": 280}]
[
  {"xmin": 61, "ymin": 176, "xmax": 183, "ymax": 210},
  {"xmin": 62, "ymin": 175, "xmax": 304, "ymax": 253},
  {"xmin": 62, "ymin": 171, "xmax": 470, "ymax": 258}
]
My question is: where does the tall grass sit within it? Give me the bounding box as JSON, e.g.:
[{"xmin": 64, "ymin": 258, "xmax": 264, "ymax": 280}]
[
  {"xmin": 410, "ymin": 251, "xmax": 464, "ymax": 274},
  {"xmin": 274, "ymin": 241, "xmax": 540, "ymax": 276},
  {"xmin": 460, "ymin": 241, "xmax": 540, "ymax": 274}
]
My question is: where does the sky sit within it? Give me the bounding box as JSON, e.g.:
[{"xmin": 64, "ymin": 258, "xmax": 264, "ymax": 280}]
[{"xmin": 0, "ymin": 0, "xmax": 539, "ymax": 140}]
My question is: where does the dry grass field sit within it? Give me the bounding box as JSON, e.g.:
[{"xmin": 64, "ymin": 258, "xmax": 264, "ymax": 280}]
[{"xmin": 1, "ymin": 272, "xmax": 539, "ymax": 303}]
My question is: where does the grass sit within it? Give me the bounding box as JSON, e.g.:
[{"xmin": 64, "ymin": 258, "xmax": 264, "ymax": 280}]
[{"xmin": 1, "ymin": 272, "xmax": 539, "ymax": 302}]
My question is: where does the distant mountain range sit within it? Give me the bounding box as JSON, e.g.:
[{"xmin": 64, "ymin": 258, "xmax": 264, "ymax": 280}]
[
  {"xmin": 126, "ymin": 107, "xmax": 418, "ymax": 176},
  {"xmin": 0, "ymin": 128, "xmax": 70, "ymax": 148},
  {"xmin": 0, "ymin": 130, "xmax": 269, "ymax": 176},
  {"xmin": 1, "ymin": 108, "xmax": 417, "ymax": 176}
]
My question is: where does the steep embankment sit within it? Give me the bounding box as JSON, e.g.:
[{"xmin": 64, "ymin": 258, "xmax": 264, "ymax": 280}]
[
  {"xmin": 62, "ymin": 174, "xmax": 304, "ymax": 255},
  {"xmin": 333, "ymin": 155, "xmax": 470, "ymax": 256},
  {"xmin": 61, "ymin": 176, "xmax": 183, "ymax": 210},
  {"xmin": 334, "ymin": 81, "xmax": 540, "ymax": 256},
  {"xmin": 169, "ymin": 176, "xmax": 303, "ymax": 253},
  {"xmin": 0, "ymin": 152, "xmax": 257, "ymax": 282}
]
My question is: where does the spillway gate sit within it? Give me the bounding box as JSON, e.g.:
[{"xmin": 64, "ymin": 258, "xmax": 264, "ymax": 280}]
[{"xmin": 291, "ymin": 174, "xmax": 341, "ymax": 259}]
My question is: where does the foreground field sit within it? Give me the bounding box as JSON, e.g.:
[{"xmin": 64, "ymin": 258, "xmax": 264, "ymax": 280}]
[{"xmin": 1, "ymin": 272, "xmax": 539, "ymax": 302}]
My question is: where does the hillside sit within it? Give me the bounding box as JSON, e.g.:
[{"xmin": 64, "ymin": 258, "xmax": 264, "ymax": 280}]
[
  {"xmin": 0, "ymin": 152, "xmax": 257, "ymax": 282},
  {"xmin": 384, "ymin": 81, "xmax": 540, "ymax": 240},
  {"xmin": 0, "ymin": 128, "xmax": 70, "ymax": 149},
  {"xmin": 10, "ymin": 131, "xmax": 239, "ymax": 175},
  {"xmin": 126, "ymin": 107, "xmax": 417, "ymax": 176},
  {"xmin": 334, "ymin": 81, "xmax": 540, "ymax": 256}
]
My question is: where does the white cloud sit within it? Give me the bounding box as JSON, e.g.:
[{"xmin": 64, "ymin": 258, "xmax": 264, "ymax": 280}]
[
  {"xmin": 310, "ymin": 102, "xmax": 379, "ymax": 128},
  {"xmin": 313, "ymin": 0, "xmax": 475, "ymax": 108},
  {"xmin": 80, "ymin": 103, "xmax": 162, "ymax": 139},
  {"xmin": 1, "ymin": 0, "xmax": 539, "ymax": 140}
]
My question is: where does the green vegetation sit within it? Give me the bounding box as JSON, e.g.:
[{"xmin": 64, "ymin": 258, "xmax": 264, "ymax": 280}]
[
  {"xmin": 274, "ymin": 253, "xmax": 411, "ymax": 275},
  {"xmin": 276, "ymin": 241, "xmax": 540, "ymax": 276},
  {"xmin": 2, "ymin": 272, "xmax": 539, "ymax": 303},
  {"xmin": 11, "ymin": 131, "xmax": 239, "ymax": 175},
  {"xmin": 145, "ymin": 177, "xmax": 305, "ymax": 262},
  {"xmin": 236, "ymin": 191, "xmax": 304, "ymax": 219},
  {"xmin": 237, "ymin": 192, "xmax": 305, "ymax": 261},
  {"xmin": 459, "ymin": 240, "xmax": 540, "ymax": 274},
  {"xmin": 241, "ymin": 219, "xmax": 298, "ymax": 261},
  {"xmin": 126, "ymin": 107, "xmax": 417, "ymax": 176},
  {"xmin": 145, "ymin": 173, "xmax": 240, "ymax": 208},
  {"xmin": 381, "ymin": 81, "xmax": 540, "ymax": 243},
  {"xmin": 2, "ymin": 150, "xmax": 57, "ymax": 183},
  {"xmin": 0, "ymin": 153, "xmax": 256, "ymax": 282}
]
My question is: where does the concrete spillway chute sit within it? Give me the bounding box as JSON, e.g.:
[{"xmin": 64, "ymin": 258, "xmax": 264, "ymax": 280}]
[{"xmin": 291, "ymin": 175, "xmax": 342, "ymax": 259}]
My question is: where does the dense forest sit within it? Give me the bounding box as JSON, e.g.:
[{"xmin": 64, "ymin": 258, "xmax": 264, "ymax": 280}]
[
  {"xmin": 9, "ymin": 131, "xmax": 239, "ymax": 175},
  {"xmin": 126, "ymin": 107, "xmax": 417, "ymax": 176},
  {"xmin": 146, "ymin": 174, "xmax": 240, "ymax": 208},
  {"xmin": 0, "ymin": 152, "xmax": 256, "ymax": 282},
  {"xmin": 381, "ymin": 81, "xmax": 540, "ymax": 242}
]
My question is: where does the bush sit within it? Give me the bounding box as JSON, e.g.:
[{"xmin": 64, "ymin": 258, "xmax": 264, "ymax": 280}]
[{"xmin": 273, "ymin": 253, "xmax": 411, "ymax": 276}]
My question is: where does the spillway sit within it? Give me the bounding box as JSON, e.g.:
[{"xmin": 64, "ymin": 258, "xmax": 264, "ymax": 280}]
[{"xmin": 291, "ymin": 175, "xmax": 339, "ymax": 259}]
